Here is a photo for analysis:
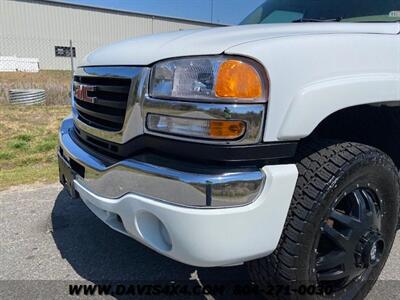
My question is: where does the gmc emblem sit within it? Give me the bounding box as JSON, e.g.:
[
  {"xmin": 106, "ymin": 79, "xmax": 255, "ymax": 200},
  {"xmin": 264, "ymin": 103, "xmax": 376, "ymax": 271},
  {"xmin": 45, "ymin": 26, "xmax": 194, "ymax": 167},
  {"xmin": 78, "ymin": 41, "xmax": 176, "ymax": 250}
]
[{"xmin": 74, "ymin": 83, "xmax": 96, "ymax": 104}]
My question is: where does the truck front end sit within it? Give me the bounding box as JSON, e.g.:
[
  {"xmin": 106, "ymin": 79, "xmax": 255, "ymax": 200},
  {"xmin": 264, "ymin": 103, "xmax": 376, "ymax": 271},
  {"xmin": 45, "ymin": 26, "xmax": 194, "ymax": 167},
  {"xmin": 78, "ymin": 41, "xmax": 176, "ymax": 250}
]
[
  {"xmin": 58, "ymin": 1, "xmax": 400, "ymax": 298},
  {"xmin": 58, "ymin": 55, "xmax": 299, "ymax": 267}
]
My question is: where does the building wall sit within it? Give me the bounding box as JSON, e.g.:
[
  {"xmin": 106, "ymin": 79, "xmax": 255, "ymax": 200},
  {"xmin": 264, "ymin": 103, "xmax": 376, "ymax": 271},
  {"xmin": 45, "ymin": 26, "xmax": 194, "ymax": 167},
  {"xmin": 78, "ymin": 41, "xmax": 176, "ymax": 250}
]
[{"xmin": 0, "ymin": 0, "xmax": 214, "ymax": 70}]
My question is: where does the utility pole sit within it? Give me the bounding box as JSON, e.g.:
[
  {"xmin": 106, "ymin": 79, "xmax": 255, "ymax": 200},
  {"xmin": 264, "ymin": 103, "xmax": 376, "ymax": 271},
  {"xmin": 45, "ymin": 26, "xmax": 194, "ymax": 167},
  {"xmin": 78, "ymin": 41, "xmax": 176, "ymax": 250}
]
[{"xmin": 210, "ymin": 0, "xmax": 214, "ymax": 23}]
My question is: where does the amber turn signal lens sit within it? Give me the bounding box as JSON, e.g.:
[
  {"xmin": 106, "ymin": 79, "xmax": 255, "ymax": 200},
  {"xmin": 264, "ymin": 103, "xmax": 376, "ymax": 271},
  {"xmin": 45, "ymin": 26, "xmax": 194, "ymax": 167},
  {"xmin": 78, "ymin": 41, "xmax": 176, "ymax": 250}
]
[
  {"xmin": 215, "ymin": 60, "xmax": 263, "ymax": 99},
  {"xmin": 209, "ymin": 120, "xmax": 246, "ymax": 139}
]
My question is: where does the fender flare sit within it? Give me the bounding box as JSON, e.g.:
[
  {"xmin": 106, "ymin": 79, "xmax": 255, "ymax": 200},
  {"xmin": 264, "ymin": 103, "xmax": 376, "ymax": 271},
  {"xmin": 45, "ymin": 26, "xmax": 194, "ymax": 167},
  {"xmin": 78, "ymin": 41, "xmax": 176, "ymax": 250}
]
[{"xmin": 278, "ymin": 73, "xmax": 400, "ymax": 140}]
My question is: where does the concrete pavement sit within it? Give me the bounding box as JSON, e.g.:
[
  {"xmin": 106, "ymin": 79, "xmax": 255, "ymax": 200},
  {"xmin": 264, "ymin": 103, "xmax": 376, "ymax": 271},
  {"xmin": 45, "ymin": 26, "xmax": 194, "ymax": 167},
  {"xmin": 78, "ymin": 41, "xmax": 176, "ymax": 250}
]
[{"xmin": 0, "ymin": 184, "xmax": 399, "ymax": 299}]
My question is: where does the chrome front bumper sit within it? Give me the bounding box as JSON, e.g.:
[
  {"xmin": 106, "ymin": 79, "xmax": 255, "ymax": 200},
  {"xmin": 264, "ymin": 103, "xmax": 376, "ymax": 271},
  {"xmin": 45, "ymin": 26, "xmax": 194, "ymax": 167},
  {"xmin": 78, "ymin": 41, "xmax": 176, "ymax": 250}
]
[{"xmin": 59, "ymin": 117, "xmax": 266, "ymax": 208}]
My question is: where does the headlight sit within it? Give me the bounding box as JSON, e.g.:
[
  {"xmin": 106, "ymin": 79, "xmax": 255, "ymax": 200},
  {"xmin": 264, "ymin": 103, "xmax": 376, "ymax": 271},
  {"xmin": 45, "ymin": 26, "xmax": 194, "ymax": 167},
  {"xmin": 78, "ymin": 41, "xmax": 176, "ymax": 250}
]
[
  {"xmin": 147, "ymin": 114, "xmax": 246, "ymax": 140},
  {"xmin": 149, "ymin": 56, "xmax": 267, "ymax": 102}
]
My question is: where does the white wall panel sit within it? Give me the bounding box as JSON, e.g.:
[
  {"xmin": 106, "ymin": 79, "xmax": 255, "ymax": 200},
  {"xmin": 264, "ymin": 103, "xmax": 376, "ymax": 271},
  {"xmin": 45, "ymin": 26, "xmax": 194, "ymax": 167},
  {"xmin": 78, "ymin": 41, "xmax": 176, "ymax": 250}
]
[{"xmin": 0, "ymin": 0, "xmax": 214, "ymax": 69}]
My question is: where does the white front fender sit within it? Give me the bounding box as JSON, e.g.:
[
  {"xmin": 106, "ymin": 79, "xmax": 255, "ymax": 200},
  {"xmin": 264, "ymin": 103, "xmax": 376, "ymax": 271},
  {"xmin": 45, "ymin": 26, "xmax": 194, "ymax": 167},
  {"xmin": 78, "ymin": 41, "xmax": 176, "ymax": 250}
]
[
  {"xmin": 226, "ymin": 33, "xmax": 400, "ymax": 142},
  {"xmin": 278, "ymin": 74, "xmax": 400, "ymax": 140}
]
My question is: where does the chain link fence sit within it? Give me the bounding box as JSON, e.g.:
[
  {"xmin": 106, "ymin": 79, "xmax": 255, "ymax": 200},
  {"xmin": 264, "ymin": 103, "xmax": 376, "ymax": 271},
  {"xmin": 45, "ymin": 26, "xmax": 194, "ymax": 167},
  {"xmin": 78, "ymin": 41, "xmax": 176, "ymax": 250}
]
[
  {"xmin": 0, "ymin": 70, "xmax": 71, "ymax": 105},
  {"xmin": 0, "ymin": 36, "xmax": 102, "ymax": 71},
  {"xmin": 0, "ymin": 56, "xmax": 39, "ymax": 72},
  {"xmin": 0, "ymin": 36, "xmax": 77, "ymax": 105}
]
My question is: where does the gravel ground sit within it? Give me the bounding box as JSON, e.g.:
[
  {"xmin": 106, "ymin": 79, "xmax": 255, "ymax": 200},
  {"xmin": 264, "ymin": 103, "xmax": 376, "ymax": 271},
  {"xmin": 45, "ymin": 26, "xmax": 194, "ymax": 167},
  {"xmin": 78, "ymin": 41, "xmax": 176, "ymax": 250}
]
[{"xmin": 0, "ymin": 184, "xmax": 399, "ymax": 299}]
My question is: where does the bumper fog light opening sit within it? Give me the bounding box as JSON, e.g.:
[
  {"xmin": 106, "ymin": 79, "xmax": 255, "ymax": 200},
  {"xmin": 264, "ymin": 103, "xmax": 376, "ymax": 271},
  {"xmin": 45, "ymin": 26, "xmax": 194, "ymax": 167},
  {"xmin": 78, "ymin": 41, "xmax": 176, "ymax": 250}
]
[{"xmin": 136, "ymin": 211, "xmax": 172, "ymax": 252}]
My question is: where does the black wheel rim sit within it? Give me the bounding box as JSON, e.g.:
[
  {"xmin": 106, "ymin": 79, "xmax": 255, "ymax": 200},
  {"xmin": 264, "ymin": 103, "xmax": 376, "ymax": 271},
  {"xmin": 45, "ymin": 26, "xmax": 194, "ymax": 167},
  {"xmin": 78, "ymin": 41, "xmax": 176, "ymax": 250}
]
[{"xmin": 314, "ymin": 187, "xmax": 384, "ymax": 291}]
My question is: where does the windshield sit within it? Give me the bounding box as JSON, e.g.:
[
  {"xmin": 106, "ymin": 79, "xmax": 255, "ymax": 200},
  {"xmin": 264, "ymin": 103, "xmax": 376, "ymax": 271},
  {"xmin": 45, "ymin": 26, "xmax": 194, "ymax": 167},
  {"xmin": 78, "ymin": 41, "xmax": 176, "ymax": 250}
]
[{"xmin": 241, "ymin": 0, "xmax": 400, "ymax": 24}]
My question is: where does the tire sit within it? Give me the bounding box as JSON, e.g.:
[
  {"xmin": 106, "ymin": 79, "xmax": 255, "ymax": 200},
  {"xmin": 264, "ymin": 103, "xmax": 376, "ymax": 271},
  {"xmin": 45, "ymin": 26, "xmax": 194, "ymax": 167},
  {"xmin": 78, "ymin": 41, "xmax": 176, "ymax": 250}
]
[{"xmin": 247, "ymin": 141, "xmax": 400, "ymax": 300}]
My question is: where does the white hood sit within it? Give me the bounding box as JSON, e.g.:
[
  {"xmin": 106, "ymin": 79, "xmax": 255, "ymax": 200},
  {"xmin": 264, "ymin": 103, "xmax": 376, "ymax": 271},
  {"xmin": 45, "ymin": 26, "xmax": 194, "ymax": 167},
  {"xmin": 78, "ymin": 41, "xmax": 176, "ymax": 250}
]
[{"xmin": 81, "ymin": 23, "xmax": 400, "ymax": 66}]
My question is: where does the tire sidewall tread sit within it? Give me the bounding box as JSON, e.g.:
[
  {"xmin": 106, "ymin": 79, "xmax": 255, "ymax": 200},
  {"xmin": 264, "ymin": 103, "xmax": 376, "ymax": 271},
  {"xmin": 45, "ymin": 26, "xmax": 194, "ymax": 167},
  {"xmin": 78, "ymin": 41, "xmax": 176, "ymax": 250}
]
[{"xmin": 247, "ymin": 141, "xmax": 400, "ymax": 300}]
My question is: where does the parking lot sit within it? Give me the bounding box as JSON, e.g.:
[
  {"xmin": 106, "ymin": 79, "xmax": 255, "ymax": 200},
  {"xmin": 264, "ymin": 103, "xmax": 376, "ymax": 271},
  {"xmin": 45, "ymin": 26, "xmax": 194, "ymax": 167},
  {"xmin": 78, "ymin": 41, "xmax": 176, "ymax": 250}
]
[{"xmin": 1, "ymin": 183, "xmax": 399, "ymax": 299}]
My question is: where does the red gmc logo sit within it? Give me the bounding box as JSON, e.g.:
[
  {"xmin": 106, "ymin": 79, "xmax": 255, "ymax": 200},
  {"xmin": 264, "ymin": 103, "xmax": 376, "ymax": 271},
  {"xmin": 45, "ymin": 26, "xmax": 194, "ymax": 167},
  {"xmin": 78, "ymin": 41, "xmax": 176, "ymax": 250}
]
[{"xmin": 74, "ymin": 83, "xmax": 96, "ymax": 103}]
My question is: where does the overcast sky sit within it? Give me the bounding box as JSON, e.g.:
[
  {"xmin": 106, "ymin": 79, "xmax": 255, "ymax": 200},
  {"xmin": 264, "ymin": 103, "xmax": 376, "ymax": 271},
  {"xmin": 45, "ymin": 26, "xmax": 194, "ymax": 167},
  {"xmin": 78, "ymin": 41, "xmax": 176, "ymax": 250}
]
[{"xmin": 53, "ymin": 0, "xmax": 265, "ymax": 24}]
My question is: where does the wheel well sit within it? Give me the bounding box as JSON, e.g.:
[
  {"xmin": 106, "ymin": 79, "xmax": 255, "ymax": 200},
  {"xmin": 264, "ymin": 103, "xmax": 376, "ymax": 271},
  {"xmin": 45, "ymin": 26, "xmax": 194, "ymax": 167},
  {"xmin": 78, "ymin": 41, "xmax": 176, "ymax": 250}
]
[{"xmin": 300, "ymin": 104, "xmax": 400, "ymax": 167}]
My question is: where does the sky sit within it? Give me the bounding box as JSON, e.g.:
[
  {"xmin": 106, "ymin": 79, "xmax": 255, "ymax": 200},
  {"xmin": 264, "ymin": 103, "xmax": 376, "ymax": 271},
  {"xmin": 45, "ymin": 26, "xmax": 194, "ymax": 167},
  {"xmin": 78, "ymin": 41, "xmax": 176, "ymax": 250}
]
[{"xmin": 53, "ymin": 0, "xmax": 265, "ymax": 24}]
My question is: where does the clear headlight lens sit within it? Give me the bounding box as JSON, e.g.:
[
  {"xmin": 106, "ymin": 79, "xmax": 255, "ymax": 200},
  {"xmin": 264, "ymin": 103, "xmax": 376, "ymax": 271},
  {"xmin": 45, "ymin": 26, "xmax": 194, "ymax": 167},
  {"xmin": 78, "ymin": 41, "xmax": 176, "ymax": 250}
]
[{"xmin": 149, "ymin": 56, "xmax": 266, "ymax": 102}]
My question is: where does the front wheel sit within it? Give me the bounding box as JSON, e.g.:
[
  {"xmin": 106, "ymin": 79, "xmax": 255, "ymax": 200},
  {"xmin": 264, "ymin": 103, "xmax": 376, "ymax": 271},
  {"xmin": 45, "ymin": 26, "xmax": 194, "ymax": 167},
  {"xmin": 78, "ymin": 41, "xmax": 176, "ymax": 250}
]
[{"xmin": 247, "ymin": 142, "xmax": 400, "ymax": 299}]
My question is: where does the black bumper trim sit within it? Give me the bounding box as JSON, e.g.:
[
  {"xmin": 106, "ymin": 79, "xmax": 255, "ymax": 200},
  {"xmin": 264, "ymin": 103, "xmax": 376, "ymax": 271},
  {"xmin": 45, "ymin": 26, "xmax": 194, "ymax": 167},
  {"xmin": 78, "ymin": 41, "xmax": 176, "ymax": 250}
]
[{"xmin": 73, "ymin": 125, "xmax": 298, "ymax": 164}]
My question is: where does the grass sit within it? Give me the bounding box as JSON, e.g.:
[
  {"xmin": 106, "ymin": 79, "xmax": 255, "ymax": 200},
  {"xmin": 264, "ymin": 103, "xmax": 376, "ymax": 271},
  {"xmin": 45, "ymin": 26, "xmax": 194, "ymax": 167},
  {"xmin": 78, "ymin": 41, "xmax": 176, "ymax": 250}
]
[
  {"xmin": 0, "ymin": 70, "xmax": 71, "ymax": 105},
  {"xmin": 0, "ymin": 151, "xmax": 15, "ymax": 160},
  {"xmin": 0, "ymin": 105, "xmax": 71, "ymax": 191},
  {"xmin": 16, "ymin": 134, "xmax": 33, "ymax": 142},
  {"xmin": 8, "ymin": 140, "xmax": 29, "ymax": 150}
]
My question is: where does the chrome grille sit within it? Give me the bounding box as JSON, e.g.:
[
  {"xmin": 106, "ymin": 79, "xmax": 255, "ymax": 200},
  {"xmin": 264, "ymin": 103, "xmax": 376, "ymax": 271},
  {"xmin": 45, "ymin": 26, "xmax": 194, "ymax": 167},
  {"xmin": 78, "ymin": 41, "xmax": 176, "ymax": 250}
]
[{"xmin": 73, "ymin": 75, "xmax": 131, "ymax": 131}]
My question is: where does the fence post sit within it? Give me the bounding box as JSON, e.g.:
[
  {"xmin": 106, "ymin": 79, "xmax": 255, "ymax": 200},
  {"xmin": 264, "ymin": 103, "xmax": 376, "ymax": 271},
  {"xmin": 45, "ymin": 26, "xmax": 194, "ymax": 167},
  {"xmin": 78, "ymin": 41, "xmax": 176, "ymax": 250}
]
[{"xmin": 69, "ymin": 39, "xmax": 74, "ymax": 80}]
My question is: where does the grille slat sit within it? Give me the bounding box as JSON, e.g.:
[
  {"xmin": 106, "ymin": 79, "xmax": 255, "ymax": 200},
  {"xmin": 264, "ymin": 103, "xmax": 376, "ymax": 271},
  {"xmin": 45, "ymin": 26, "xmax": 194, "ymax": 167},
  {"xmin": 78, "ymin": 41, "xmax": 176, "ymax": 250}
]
[
  {"xmin": 74, "ymin": 75, "xmax": 131, "ymax": 131},
  {"xmin": 91, "ymin": 98, "xmax": 127, "ymax": 109},
  {"xmin": 75, "ymin": 98, "xmax": 125, "ymax": 116},
  {"xmin": 95, "ymin": 85, "xmax": 130, "ymax": 94},
  {"xmin": 75, "ymin": 102, "xmax": 124, "ymax": 123},
  {"xmin": 77, "ymin": 111, "xmax": 121, "ymax": 131}
]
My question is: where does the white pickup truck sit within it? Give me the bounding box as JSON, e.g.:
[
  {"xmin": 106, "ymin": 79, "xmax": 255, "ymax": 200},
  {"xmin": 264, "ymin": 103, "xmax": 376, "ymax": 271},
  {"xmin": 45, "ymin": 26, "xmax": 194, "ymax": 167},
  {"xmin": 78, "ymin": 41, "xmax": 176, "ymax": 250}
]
[{"xmin": 58, "ymin": 1, "xmax": 400, "ymax": 298}]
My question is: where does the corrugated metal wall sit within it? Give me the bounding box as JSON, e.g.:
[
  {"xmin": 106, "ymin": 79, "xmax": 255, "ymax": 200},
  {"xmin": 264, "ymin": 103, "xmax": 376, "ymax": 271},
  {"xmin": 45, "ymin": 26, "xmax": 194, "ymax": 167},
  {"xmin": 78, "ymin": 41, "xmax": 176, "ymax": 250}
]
[{"xmin": 0, "ymin": 0, "xmax": 214, "ymax": 70}]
